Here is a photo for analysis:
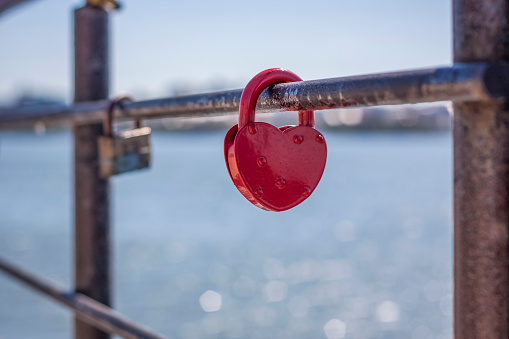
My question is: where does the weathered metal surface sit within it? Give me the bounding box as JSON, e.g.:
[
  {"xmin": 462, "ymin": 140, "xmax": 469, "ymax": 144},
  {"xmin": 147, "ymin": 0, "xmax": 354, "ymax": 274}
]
[
  {"xmin": 453, "ymin": 0, "xmax": 509, "ymax": 338},
  {"xmin": 98, "ymin": 96, "xmax": 151, "ymax": 178},
  {"xmin": 0, "ymin": 258, "xmax": 168, "ymax": 339},
  {"xmin": 0, "ymin": 63, "xmax": 506, "ymax": 128},
  {"xmin": 98, "ymin": 127, "xmax": 151, "ymax": 178},
  {"xmin": 74, "ymin": 4, "xmax": 111, "ymax": 339}
]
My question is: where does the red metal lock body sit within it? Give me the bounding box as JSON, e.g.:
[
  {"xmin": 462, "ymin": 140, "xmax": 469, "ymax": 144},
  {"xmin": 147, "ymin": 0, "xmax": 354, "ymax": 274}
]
[{"xmin": 224, "ymin": 68, "xmax": 327, "ymax": 211}]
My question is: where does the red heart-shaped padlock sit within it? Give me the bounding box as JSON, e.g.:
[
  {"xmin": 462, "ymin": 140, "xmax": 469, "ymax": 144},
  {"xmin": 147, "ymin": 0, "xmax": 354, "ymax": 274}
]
[{"xmin": 224, "ymin": 68, "xmax": 327, "ymax": 211}]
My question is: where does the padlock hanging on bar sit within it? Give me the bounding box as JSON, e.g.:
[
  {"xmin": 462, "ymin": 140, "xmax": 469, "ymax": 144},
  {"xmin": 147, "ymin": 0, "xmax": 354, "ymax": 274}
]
[
  {"xmin": 224, "ymin": 69, "xmax": 327, "ymax": 212},
  {"xmin": 97, "ymin": 95, "xmax": 152, "ymax": 179}
]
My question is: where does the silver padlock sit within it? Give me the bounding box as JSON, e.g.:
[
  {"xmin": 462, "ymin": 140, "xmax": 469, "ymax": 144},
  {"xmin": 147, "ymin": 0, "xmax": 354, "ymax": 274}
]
[{"xmin": 98, "ymin": 95, "xmax": 151, "ymax": 179}]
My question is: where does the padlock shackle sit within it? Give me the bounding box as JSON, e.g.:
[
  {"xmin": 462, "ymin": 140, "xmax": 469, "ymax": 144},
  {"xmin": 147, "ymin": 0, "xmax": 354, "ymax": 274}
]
[
  {"xmin": 238, "ymin": 68, "xmax": 314, "ymax": 130},
  {"xmin": 104, "ymin": 95, "xmax": 135, "ymax": 137}
]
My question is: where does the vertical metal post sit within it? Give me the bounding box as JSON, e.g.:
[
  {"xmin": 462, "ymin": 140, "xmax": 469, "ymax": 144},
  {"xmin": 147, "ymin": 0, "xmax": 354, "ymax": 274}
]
[
  {"xmin": 453, "ymin": 0, "xmax": 509, "ymax": 338},
  {"xmin": 74, "ymin": 3, "xmax": 110, "ymax": 339}
]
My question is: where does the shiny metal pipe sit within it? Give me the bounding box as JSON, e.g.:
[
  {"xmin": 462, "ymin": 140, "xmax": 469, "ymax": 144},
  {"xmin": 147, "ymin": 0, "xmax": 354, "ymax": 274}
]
[{"xmin": 0, "ymin": 63, "xmax": 505, "ymax": 127}]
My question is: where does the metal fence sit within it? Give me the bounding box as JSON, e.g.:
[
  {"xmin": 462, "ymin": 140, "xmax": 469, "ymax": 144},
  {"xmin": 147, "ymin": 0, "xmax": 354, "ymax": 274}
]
[{"xmin": 0, "ymin": 0, "xmax": 508, "ymax": 338}]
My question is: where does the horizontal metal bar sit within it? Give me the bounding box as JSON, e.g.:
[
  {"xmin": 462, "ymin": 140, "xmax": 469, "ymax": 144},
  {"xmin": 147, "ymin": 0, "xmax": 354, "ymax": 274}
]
[
  {"xmin": 0, "ymin": 0, "xmax": 37, "ymax": 15},
  {"xmin": 0, "ymin": 257, "xmax": 168, "ymax": 339},
  {"xmin": 0, "ymin": 62, "xmax": 507, "ymax": 127}
]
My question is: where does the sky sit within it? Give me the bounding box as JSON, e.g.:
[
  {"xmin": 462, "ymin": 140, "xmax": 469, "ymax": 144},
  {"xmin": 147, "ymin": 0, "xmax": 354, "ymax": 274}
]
[{"xmin": 0, "ymin": 0, "xmax": 451, "ymax": 104}]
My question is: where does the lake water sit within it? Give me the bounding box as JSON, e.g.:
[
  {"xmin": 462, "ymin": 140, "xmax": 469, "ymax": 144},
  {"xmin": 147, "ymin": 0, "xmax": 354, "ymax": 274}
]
[{"xmin": 0, "ymin": 130, "xmax": 452, "ymax": 339}]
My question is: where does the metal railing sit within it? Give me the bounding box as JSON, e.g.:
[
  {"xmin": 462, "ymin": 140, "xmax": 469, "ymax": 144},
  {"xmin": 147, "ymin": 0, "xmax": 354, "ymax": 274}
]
[
  {"xmin": 0, "ymin": 0, "xmax": 508, "ymax": 338},
  {"xmin": 0, "ymin": 62, "xmax": 506, "ymax": 127},
  {"xmin": 0, "ymin": 259, "xmax": 167, "ymax": 339},
  {"xmin": 0, "ymin": 0, "xmax": 35, "ymax": 15}
]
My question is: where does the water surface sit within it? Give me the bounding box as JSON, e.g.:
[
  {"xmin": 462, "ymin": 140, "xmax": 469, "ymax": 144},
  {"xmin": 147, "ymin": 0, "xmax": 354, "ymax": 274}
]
[{"xmin": 0, "ymin": 130, "xmax": 452, "ymax": 339}]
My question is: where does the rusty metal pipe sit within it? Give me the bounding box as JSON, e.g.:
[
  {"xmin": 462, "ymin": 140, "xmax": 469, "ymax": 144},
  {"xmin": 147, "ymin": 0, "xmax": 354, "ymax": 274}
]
[
  {"xmin": 73, "ymin": 4, "xmax": 111, "ymax": 339},
  {"xmin": 453, "ymin": 0, "xmax": 509, "ymax": 338},
  {"xmin": 0, "ymin": 258, "xmax": 168, "ymax": 339},
  {"xmin": 0, "ymin": 62, "xmax": 507, "ymax": 128}
]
